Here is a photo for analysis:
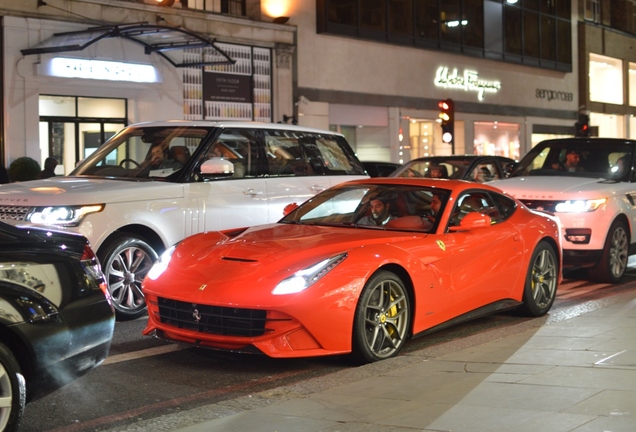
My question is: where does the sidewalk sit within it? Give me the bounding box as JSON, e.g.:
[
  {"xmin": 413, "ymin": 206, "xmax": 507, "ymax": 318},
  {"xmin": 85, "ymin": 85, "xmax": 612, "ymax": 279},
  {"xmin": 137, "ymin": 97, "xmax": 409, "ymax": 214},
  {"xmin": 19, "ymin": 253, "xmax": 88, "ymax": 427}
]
[{"xmin": 111, "ymin": 288, "xmax": 636, "ymax": 432}]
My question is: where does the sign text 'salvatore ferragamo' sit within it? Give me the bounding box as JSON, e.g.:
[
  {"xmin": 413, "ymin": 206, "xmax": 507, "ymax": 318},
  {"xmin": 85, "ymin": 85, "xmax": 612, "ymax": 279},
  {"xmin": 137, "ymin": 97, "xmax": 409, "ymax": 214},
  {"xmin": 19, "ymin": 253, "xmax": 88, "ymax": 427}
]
[{"xmin": 434, "ymin": 67, "xmax": 501, "ymax": 101}]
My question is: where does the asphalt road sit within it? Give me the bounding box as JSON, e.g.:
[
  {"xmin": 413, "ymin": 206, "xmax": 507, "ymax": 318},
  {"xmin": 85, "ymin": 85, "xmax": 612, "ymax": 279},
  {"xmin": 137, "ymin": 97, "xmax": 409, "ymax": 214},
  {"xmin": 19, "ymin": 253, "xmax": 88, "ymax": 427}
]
[{"xmin": 20, "ymin": 267, "xmax": 636, "ymax": 432}]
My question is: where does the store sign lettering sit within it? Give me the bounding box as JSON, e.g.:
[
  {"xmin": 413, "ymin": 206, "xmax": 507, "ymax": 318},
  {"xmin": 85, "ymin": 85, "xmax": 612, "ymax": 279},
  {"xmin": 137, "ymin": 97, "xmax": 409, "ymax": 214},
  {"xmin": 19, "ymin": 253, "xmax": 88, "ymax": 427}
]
[
  {"xmin": 535, "ymin": 88, "xmax": 574, "ymax": 102},
  {"xmin": 434, "ymin": 67, "xmax": 501, "ymax": 101},
  {"xmin": 46, "ymin": 57, "xmax": 159, "ymax": 83}
]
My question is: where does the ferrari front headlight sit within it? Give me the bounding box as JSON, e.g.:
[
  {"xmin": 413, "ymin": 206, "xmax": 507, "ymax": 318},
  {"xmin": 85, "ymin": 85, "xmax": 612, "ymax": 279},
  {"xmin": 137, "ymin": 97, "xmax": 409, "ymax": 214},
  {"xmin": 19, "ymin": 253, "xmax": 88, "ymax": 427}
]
[
  {"xmin": 28, "ymin": 204, "xmax": 104, "ymax": 227},
  {"xmin": 272, "ymin": 253, "xmax": 347, "ymax": 295},
  {"xmin": 147, "ymin": 245, "xmax": 177, "ymax": 281},
  {"xmin": 554, "ymin": 198, "xmax": 606, "ymax": 213}
]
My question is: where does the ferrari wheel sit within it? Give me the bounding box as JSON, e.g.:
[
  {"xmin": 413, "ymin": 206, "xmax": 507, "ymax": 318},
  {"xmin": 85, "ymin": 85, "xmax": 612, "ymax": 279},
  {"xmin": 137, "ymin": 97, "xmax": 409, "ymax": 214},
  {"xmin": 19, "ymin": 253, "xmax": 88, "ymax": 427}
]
[
  {"xmin": 98, "ymin": 233, "xmax": 159, "ymax": 321},
  {"xmin": 0, "ymin": 342, "xmax": 25, "ymax": 432},
  {"xmin": 589, "ymin": 219, "xmax": 629, "ymax": 284},
  {"xmin": 352, "ymin": 271, "xmax": 410, "ymax": 363},
  {"xmin": 518, "ymin": 241, "xmax": 558, "ymax": 317}
]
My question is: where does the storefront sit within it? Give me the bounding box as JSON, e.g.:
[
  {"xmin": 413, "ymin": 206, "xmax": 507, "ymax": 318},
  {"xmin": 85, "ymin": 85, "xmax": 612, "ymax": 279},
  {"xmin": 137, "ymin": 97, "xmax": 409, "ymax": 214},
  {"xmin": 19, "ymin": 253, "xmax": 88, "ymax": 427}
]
[
  {"xmin": 292, "ymin": 1, "xmax": 578, "ymax": 164},
  {"xmin": 297, "ymin": 59, "xmax": 578, "ymax": 163},
  {"xmin": 3, "ymin": 7, "xmax": 295, "ymax": 174}
]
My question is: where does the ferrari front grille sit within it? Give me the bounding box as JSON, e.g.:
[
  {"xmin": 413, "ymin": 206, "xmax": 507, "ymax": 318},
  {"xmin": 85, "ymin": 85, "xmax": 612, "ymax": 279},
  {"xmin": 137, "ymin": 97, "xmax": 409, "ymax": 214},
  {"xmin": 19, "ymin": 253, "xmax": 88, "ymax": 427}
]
[
  {"xmin": 157, "ymin": 297, "xmax": 269, "ymax": 337},
  {"xmin": 0, "ymin": 205, "xmax": 30, "ymax": 221}
]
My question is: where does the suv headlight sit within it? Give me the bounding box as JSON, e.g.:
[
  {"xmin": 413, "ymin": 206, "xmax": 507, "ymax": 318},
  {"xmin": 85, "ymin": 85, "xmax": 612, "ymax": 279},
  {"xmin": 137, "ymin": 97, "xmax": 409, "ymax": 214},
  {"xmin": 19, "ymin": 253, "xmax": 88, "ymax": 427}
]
[
  {"xmin": 27, "ymin": 205, "xmax": 104, "ymax": 227},
  {"xmin": 554, "ymin": 198, "xmax": 606, "ymax": 213}
]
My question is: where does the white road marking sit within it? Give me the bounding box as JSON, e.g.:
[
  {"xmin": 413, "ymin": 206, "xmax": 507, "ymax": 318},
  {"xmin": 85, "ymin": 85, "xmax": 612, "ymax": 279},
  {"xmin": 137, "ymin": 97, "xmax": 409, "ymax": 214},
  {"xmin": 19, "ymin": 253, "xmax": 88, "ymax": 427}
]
[{"xmin": 103, "ymin": 344, "xmax": 186, "ymax": 365}]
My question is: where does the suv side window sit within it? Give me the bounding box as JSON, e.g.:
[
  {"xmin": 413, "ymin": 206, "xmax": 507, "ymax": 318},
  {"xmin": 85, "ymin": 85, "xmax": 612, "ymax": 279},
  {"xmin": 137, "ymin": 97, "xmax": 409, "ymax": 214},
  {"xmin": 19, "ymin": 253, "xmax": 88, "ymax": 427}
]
[
  {"xmin": 198, "ymin": 129, "xmax": 261, "ymax": 179},
  {"xmin": 264, "ymin": 130, "xmax": 313, "ymax": 176}
]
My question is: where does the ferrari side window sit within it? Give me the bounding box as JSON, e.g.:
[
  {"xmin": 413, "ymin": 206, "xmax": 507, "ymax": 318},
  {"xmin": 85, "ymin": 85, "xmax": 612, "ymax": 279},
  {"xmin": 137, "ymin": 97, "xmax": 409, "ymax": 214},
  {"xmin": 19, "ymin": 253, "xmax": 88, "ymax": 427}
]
[{"xmin": 490, "ymin": 192, "xmax": 517, "ymax": 222}]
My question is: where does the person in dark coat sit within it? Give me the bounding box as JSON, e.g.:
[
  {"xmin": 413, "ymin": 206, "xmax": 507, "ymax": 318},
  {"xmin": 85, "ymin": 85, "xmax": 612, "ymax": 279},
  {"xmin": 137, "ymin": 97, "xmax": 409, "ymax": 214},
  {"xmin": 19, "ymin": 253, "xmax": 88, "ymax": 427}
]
[
  {"xmin": 0, "ymin": 165, "xmax": 9, "ymax": 184},
  {"xmin": 37, "ymin": 157, "xmax": 58, "ymax": 179}
]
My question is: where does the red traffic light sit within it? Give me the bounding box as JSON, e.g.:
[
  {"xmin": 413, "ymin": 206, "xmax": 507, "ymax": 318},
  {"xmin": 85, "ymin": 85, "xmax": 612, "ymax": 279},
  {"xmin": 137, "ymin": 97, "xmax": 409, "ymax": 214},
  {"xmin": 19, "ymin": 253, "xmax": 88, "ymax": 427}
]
[{"xmin": 438, "ymin": 100, "xmax": 450, "ymax": 111}]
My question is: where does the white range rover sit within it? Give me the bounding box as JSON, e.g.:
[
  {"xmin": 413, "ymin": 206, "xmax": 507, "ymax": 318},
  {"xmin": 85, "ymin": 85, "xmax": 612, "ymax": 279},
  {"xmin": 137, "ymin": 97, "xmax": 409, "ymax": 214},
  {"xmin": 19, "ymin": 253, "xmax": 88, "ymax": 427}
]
[
  {"xmin": 0, "ymin": 121, "xmax": 367, "ymax": 319},
  {"xmin": 490, "ymin": 138, "xmax": 636, "ymax": 284}
]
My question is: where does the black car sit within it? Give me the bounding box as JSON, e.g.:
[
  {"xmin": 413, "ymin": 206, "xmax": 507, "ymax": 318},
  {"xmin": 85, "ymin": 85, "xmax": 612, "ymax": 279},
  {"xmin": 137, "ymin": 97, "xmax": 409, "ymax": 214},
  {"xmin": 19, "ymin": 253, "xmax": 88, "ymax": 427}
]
[
  {"xmin": 0, "ymin": 221, "xmax": 114, "ymax": 431},
  {"xmin": 362, "ymin": 161, "xmax": 402, "ymax": 177},
  {"xmin": 390, "ymin": 155, "xmax": 516, "ymax": 182}
]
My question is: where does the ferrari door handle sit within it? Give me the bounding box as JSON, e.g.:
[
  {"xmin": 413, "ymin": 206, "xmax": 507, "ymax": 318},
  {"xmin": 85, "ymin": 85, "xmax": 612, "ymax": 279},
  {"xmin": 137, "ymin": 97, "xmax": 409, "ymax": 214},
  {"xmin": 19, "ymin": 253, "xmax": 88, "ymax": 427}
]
[
  {"xmin": 310, "ymin": 184, "xmax": 327, "ymax": 193},
  {"xmin": 243, "ymin": 188, "xmax": 263, "ymax": 197}
]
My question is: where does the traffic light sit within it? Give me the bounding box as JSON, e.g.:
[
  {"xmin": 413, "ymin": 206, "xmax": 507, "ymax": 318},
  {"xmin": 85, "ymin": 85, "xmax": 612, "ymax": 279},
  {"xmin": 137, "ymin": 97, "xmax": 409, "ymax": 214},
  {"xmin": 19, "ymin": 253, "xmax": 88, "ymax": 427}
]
[
  {"xmin": 438, "ymin": 99, "xmax": 454, "ymax": 144},
  {"xmin": 575, "ymin": 113, "xmax": 590, "ymax": 137}
]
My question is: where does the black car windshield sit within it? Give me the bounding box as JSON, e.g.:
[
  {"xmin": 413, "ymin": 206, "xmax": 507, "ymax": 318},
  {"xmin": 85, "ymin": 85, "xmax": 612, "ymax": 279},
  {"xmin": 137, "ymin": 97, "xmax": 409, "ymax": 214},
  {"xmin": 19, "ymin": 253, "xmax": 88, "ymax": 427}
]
[
  {"xmin": 510, "ymin": 140, "xmax": 634, "ymax": 180},
  {"xmin": 280, "ymin": 184, "xmax": 450, "ymax": 233}
]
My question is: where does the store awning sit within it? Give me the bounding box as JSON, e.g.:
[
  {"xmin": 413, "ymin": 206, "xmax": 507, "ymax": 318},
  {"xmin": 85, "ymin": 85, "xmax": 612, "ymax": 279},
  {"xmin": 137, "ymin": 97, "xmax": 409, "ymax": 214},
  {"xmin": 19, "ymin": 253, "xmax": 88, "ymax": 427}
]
[{"xmin": 20, "ymin": 22, "xmax": 235, "ymax": 68}]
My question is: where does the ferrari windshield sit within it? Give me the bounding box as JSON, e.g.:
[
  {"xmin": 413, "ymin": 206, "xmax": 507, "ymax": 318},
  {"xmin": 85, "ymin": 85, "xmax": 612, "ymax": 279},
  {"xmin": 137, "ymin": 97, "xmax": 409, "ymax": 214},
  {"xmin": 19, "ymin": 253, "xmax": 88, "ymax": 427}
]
[
  {"xmin": 510, "ymin": 139, "xmax": 634, "ymax": 180},
  {"xmin": 280, "ymin": 184, "xmax": 450, "ymax": 233}
]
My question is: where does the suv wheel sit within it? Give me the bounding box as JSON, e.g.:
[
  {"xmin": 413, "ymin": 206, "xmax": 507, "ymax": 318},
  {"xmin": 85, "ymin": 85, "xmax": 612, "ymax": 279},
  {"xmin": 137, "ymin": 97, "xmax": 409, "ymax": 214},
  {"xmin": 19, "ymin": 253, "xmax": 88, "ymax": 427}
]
[
  {"xmin": 98, "ymin": 233, "xmax": 159, "ymax": 321},
  {"xmin": 589, "ymin": 219, "xmax": 629, "ymax": 284}
]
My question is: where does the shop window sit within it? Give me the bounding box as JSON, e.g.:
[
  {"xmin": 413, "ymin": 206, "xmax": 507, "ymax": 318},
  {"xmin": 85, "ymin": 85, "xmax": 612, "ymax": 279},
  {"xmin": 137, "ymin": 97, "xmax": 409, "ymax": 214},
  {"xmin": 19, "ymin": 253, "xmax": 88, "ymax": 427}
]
[
  {"xmin": 361, "ymin": 0, "xmax": 386, "ymax": 32},
  {"xmin": 473, "ymin": 122, "xmax": 520, "ymax": 160},
  {"xmin": 414, "ymin": 0, "xmax": 439, "ymax": 41},
  {"xmin": 327, "ymin": 0, "xmax": 357, "ymax": 26},
  {"xmin": 185, "ymin": 0, "xmax": 246, "ymax": 15},
  {"xmin": 39, "ymin": 96, "xmax": 76, "ymax": 117},
  {"xmin": 389, "ymin": 0, "xmax": 413, "ymax": 36},
  {"xmin": 503, "ymin": 5, "xmax": 522, "ymax": 56},
  {"xmin": 463, "ymin": 0, "xmax": 484, "ymax": 48},
  {"xmin": 589, "ymin": 53, "xmax": 623, "ymax": 105},
  {"xmin": 629, "ymin": 62, "xmax": 636, "ymax": 107},
  {"xmin": 523, "ymin": 11, "xmax": 540, "ymax": 59},
  {"xmin": 440, "ymin": 0, "xmax": 462, "ymax": 45},
  {"xmin": 540, "ymin": 15, "xmax": 556, "ymax": 62},
  {"xmin": 317, "ymin": 0, "xmax": 571, "ymax": 72},
  {"xmin": 590, "ymin": 112, "xmax": 624, "ymax": 138}
]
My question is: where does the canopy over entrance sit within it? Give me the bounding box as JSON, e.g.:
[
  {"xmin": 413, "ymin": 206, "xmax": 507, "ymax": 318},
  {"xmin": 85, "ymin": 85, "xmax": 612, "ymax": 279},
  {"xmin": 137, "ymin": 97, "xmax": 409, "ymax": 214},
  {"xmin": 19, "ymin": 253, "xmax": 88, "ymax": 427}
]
[{"xmin": 21, "ymin": 22, "xmax": 235, "ymax": 68}]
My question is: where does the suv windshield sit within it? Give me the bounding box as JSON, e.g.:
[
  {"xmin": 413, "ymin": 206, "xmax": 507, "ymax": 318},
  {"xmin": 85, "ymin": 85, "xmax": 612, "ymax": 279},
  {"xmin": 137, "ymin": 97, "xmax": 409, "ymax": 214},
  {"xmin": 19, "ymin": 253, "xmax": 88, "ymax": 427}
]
[
  {"xmin": 510, "ymin": 139, "xmax": 634, "ymax": 181},
  {"xmin": 72, "ymin": 126, "xmax": 211, "ymax": 180}
]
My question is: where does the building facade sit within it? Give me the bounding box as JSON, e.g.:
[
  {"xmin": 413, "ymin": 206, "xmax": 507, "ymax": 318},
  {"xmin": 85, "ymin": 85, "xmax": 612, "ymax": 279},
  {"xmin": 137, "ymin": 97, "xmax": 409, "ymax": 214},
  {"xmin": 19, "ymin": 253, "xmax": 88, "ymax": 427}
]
[
  {"xmin": 291, "ymin": 0, "xmax": 578, "ymax": 164},
  {"xmin": 7, "ymin": 0, "xmax": 628, "ymax": 172},
  {"xmin": 577, "ymin": 0, "xmax": 636, "ymax": 138},
  {"xmin": 1, "ymin": 0, "xmax": 295, "ymax": 174}
]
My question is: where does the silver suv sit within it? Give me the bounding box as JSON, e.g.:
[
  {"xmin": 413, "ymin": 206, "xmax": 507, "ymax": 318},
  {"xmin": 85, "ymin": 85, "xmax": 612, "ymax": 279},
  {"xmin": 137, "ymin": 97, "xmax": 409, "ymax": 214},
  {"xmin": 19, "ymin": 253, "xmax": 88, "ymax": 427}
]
[{"xmin": 0, "ymin": 121, "xmax": 367, "ymax": 319}]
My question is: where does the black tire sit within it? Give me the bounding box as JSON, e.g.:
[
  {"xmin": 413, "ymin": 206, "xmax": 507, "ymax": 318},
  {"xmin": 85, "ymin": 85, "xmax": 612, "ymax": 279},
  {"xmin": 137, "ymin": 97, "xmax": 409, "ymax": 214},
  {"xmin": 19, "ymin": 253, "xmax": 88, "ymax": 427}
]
[
  {"xmin": 518, "ymin": 241, "xmax": 559, "ymax": 317},
  {"xmin": 98, "ymin": 233, "xmax": 159, "ymax": 321},
  {"xmin": 351, "ymin": 271, "xmax": 410, "ymax": 364},
  {"xmin": 588, "ymin": 219, "xmax": 629, "ymax": 284},
  {"xmin": 0, "ymin": 342, "xmax": 26, "ymax": 432}
]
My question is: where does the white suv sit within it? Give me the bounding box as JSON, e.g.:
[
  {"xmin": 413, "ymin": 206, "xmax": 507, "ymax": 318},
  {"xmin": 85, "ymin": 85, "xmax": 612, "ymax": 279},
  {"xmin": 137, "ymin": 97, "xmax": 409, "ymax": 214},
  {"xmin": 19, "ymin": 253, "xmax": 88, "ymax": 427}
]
[
  {"xmin": 490, "ymin": 138, "xmax": 636, "ymax": 284},
  {"xmin": 0, "ymin": 121, "xmax": 367, "ymax": 319}
]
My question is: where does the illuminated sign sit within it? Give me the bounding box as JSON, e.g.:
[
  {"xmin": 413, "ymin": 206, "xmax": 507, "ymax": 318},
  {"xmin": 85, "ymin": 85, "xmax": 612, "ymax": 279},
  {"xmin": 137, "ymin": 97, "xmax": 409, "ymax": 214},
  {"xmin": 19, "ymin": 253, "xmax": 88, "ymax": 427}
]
[
  {"xmin": 434, "ymin": 67, "xmax": 501, "ymax": 101},
  {"xmin": 43, "ymin": 57, "xmax": 159, "ymax": 83}
]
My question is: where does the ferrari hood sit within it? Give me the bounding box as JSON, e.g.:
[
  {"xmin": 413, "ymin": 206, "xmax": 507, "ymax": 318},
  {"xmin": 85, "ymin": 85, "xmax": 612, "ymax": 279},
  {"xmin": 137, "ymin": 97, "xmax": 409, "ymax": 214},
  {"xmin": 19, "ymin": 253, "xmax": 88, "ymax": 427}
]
[
  {"xmin": 175, "ymin": 223, "xmax": 422, "ymax": 270},
  {"xmin": 0, "ymin": 177, "xmax": 183, "ymax": 206},
  {"xmin": 489, "ymin": 176, "xmax": 623, "ymax": 201}
]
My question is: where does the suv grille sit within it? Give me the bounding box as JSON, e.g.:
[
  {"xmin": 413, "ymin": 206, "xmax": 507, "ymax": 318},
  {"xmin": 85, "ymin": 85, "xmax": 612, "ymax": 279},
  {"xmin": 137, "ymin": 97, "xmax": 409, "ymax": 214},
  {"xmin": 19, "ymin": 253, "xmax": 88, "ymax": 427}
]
[
  {"xmin": 519, "ymin": 199, "xmax": 558, "ymax": 213},
  {"xmin": 0, "ymin": 205, "xmax": 30, "ymax": 221},
  {"xmin": 157, "ymin": 297, "xmax": 269, "ymax": 337}
]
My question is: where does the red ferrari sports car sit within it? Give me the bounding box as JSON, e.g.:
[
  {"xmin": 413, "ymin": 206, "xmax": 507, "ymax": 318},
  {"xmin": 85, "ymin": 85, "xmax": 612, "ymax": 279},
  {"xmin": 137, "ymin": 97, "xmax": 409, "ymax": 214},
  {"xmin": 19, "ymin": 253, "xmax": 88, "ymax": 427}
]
[{"xmin": 142, "ymin": 178, "xmax": 561, "ymax": 363}]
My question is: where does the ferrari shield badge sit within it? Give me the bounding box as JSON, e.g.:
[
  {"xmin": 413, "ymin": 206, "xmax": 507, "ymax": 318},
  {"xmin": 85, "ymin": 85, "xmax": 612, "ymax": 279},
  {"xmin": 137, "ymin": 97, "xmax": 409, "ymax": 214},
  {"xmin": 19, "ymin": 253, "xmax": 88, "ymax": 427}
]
[{"xmin": 436, "ymin": 240, "xmax": 446, "ymax": 251}]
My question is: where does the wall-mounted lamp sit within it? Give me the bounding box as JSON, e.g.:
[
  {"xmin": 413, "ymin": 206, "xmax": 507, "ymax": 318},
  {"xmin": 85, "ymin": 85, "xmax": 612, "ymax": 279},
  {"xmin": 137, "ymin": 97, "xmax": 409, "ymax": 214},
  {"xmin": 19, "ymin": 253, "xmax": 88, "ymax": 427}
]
[{"xmin": 272, "ymin": 16, "xmax": 290, "ymax": 24}]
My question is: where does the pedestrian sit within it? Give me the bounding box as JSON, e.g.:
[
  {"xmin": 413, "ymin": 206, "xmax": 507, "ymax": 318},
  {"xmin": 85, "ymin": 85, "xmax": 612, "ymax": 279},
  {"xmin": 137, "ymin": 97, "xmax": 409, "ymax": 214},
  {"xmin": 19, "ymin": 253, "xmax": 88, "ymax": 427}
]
[
  {"xmin": 8, "ymin": 157, "xmax": 41, "ymax": 182},
  {"xmin": 0, "ymin": 165, "xmax": 9, "ymax": 184},
  {"xmin": 37, "ymin": 157, "xmax": 58, "ymax": 179}
]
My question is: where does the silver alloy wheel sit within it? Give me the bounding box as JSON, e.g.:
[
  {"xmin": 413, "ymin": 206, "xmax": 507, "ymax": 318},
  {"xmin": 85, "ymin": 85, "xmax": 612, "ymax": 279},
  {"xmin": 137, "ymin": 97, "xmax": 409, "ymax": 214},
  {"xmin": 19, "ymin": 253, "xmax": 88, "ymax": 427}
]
[
  {"xmin": 531, "ymin": 247, "xmax": 558, "ymax": 309},
  {"xmin": 103, "ymin": 237, "xmax": 158, "ymax": 319},
  {"xmin": 0, "ymin": 362, "xmax": 12, "ymax": 430},
  {"xmin": 361, "ymin": 278, "xmax": 409, "ymax": 359},
  {"xmin": 608, "ymin": 225, "xmax": 629, "ymax": 279}
]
